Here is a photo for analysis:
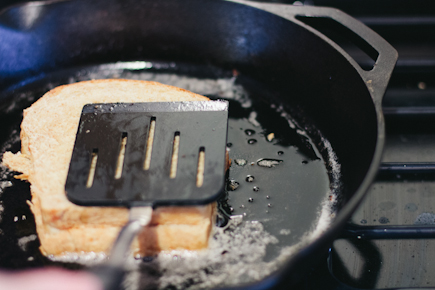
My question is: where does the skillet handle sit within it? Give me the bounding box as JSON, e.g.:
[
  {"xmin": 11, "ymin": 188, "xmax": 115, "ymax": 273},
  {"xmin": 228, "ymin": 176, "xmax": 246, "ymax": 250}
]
[{"xmin": 228, "ymin": 0, "xmax": 398, "ymax": 107}]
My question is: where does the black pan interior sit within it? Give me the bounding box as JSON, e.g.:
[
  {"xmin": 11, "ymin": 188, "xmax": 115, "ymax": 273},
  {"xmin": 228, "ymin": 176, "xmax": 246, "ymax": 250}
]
[{"xmin": 0, "ymin": 0, "xmax": 379, "ymax": 288}]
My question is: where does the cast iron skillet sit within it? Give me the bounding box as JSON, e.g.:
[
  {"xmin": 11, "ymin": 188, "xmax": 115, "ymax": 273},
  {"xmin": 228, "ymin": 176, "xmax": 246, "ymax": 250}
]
[{"xmin": 0, "ymin": 0, "xmax": 397, "ymax": 289}]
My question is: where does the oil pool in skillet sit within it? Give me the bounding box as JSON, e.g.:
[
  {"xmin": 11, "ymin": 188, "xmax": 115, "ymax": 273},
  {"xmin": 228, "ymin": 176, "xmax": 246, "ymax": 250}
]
[
  {"xmin": 245, "ymin": 175, "xmax": 255, "ymax": 182},
  {"xmin": 0, "ymin": 62, "xmax": 340, "ymax": 290},
  {"xmin": 256, "ymin": 158, "xmax": 283, "ymax": 168},
  {"xmin": 244, "ymin": 129, "xmax": 255, "ymax": 136},
  {"xmin": 234, "ymin": 158, "xmax": 247, "ymax": 166}
]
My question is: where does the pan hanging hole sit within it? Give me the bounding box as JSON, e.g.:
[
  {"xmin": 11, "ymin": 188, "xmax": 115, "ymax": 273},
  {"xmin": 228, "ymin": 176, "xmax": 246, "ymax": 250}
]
[
  {"xmin": 86, "ymin": 148, "xmax": 98, "ymax": 188},
  {"xmin": 115, "ymin": 132, "xmax": 128, "ymax": 179},
  {"xmin": 196, "ymin": 147, "xmax": 205, "ymax": 187},
  {"xmin": 170, "ymin": 132, "xmax": 180, "ymax": 179},
  {"xmin": 144, "ymin": 117, "xmax": 156, "ymax": 170}
]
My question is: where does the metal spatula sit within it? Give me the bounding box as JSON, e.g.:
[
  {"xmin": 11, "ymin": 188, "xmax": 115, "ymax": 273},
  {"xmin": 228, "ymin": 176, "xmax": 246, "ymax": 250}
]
[{"xmin": 65, "ymin": 101, "xmax": 229, "ymax": 289}]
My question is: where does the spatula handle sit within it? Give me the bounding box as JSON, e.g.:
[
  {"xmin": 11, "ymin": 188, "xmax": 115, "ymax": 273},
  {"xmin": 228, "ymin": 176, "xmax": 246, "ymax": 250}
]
[
  {"xmin": 90, "ymin": 265, "xmax": 125, "ymax": 290},
  {"xmin": 91, "ymin": 206, "xmax": 153, "ymax": 290}
]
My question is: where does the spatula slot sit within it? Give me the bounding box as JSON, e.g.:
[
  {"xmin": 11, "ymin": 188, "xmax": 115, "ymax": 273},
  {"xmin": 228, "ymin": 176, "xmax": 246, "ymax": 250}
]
[
  {"xmin": 86, "ymin": 148, "xmax": 99, "ymax": 188},
  {"xmin": 143, "ymin": 117, "xmax": 156, "ymax": 170},
  {"xmin": 170, "ymin": 131, "xmax": 180, "ymax": 179},
  {"xmin": 115, "ymin": 132, "xmax": 128, "ymax": 179},
  {"xmin": 196, "ymin": 147, "xmax": 205, "ymax": 187}
]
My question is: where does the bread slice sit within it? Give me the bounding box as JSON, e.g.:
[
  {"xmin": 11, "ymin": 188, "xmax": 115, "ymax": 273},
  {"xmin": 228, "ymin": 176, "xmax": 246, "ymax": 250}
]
[{"xmin": 2, "ymin": 79, "xmax": 216, "ymax": 256}]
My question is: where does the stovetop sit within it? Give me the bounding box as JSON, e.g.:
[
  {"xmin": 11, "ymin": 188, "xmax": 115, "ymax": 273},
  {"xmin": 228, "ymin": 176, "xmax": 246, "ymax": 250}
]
[{"xmin": 1, "ymin": 1, "xmax": 434, "ymax": 289}]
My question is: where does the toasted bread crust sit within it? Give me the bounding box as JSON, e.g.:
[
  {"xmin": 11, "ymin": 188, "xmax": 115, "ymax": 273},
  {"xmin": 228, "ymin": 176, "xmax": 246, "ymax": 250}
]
[{"xmin": 2, "ymin": 79, "xmax": 215, "ymax": 255}]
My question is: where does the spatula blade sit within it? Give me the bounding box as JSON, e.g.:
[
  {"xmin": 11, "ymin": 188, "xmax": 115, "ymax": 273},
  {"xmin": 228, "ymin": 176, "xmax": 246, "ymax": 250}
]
[{"xmin": 65, "ymin": 101, "xmax": 228, "ymax": 207}]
